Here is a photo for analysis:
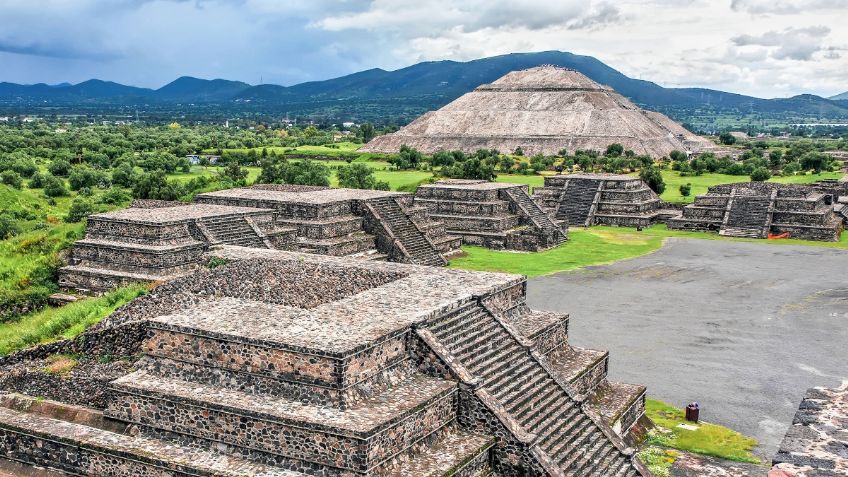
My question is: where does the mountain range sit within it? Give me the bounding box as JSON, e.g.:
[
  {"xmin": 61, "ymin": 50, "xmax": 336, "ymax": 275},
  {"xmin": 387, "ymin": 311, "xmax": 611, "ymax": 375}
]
[{"xmin": 1, "ymin": 51, "xmax": 846, "ymax": 126}]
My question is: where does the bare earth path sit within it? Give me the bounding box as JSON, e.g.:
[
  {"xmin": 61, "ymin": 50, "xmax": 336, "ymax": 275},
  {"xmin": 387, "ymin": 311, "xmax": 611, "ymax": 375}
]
[{"xmin": 526, "ymin": 238, "xmax": 848, "ymax": 458}]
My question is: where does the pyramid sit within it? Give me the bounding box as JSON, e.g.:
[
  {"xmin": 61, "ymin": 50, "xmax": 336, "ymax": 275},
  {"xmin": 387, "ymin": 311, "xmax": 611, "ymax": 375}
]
[{"xmin": 360, "ymin": 65, "xmax": 714, "ymax": 157}]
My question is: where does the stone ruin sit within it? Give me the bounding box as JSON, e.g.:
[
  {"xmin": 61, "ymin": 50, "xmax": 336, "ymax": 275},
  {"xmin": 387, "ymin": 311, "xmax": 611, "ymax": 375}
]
[
  {"xmin": 770, "ymin": 382, "xmax": 848, "ymax": 476},
  {"xmin": 58, "ymin": 185, "xmax": 463, "ymax": 294},
  {"xmin": 413, "ymin": 180, "xmax": 567, "ymax": 251},
  {"xmin": 533, "ymin": 174, "xmax": 672, "ymax": 228},
  {"xmin": 667, "ymin": 181, "xmax": 845, "ymax": 241},
  {"xmin": 196, "ymin": 185, "xmax": 460, "ymax": 266},
  {"xmin": 58, "ymin": 202, "xmax": 296, "ymax": 294},
  {"xmin": 0, "ymin": 247, "xmax": 649, "ymax": 477}
]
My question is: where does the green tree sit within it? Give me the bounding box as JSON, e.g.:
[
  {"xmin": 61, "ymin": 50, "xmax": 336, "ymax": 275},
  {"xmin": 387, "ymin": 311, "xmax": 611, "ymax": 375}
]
[
  {"xmin": 284, "ymin": 160, "xmax": 330, "ymax": 186},
  {"xmin": 750, "ymin": 167, "xmax": 771, "ymax": 182},
  {"xmin": 640, "ymin": 166, "xmax": 666, "ymax": 194},
  {"xmin": 0, "ymin": 170, "xmax": 22, "ymax": 189},
  {"xmin": 217, "ymin": 161, "xmax": 248, "ymax": 185},
  {"xmin": 669, "ymin": 150, "xmax": 688, "ymax": 162},
  {"xmin": 66, "ymin": 198, "xmax": 94, "ymax": 223},
  {"xmin": 48, "ymin": 159, "xmax": 72, "ymax": 177},
  {"xmin": 69, "ymin": 166, "xmax": 107, "ymax": 190},
  {"xmin": 111, "ymin": 163, "xmax": 136, "ymax": 188},
  {"xmin": 679, "ymin": 183, "xmax": 692, "ymax": 198},
  {"xmin": 337, "ymin": 163, "xmax": 387, "ymax": 190},
  {"xmin": 605, "ymin": 143, "xmax": 624, "ymax": 157},
  {"xmin": 133, "ymin": 171, "xmax": 183, "ymax": 200},
  {"xmin": 359, "ymin": 123, "xmax": 375, "ymax": 143},
  {"xmin": 0, "ymin": 212, "xmax": 18, "ymax": 240},
  {"xmin": 43, "ymin": 174, "xmax": 68, "ymax": 197},
  {"xmin": 718, "ymin": 132, "xmax": 737, "ymax": 145}
]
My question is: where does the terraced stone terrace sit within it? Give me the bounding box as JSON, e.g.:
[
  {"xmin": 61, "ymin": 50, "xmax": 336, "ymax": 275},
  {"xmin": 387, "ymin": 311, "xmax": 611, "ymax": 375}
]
[
  {"xmin": 667, "ymin": 181, "xmax": 845, "ymax": 241},
  {"xmin": 533, "ymin": 174, "xmax": 672, "ymax": 229},
  {"xmin": 197, "ymin": 185, "xmax": 460, "ymax": 266},
  {"xmin": 414, "ymin": 180, "xmax": 566, "ymax": 251},
  {"xmin": 58, "ymin": 203, "xmax": 295, "ymax": 294},
  {"xmin": 0, "ymin": 246, "xmax": 650, "ymax": 476}
]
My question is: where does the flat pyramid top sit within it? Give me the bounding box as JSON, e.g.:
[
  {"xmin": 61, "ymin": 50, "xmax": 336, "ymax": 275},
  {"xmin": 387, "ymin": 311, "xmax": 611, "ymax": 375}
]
[{"xmin": 480, "ymin": 65, "xmax": 610, "ymax": 91}]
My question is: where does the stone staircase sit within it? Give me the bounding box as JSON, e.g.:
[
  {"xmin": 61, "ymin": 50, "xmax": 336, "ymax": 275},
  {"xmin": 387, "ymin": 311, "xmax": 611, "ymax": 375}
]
[
  {"xmin": 719, "ymin": 190, "xmax": 773, "ymax": 239},
  {"xmin": 368, "ymin": 197, "xmax": 446, "ymax": 267},
  {"xmin": 425, "ymin": 302, "xmax": 641, "ymax": 477},
  {"xmin": 556, "ymin": 179, "xmax": 600, "ymax": 227},
  {"xmin": 505, "ymin": 187, "xmax": 566, "ymax": 243},
  {"xmin": 0, "ymin": 299, "xmax": 496, "ymax": 476},
  {"xmin": 198, "ymin": 215, "xmax": 268, "ymax": 248}
]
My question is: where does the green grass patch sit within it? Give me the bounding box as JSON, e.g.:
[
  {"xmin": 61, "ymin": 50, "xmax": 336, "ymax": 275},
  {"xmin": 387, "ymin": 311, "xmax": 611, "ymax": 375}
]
[
  {"xmin": 449, "ymin": 225, "xmax": 848, "ymax": 277},
  {"xmin": 646, "ymin": 399, "xmax": 761, "ymax": 464},
  {"xmin": 636, "ymin": 447, "xmax": 680, "ymax": 477},
  {"xmin": 0, "ymin": 285, "xmax": 147, "ymax": 357},
  {"xmin": 657, "ymin": 170, "xmax": 844, "ymax": 204}
]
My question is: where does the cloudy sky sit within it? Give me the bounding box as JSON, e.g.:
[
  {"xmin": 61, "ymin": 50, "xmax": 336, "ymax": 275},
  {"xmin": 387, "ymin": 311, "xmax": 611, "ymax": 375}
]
[{"xmin": 1, "ymin": 0, "xmax": 846, "ymax": 98}]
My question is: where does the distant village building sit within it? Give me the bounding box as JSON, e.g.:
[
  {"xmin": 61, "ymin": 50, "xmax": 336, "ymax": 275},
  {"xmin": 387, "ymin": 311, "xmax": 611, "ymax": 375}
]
[
  {"xmin": 342, "ymin": 121, "xmax": 356, "ymax": 128},
  {"xmin": 185, "ymin": 154, "xmax": 221, "ymax": 165}
]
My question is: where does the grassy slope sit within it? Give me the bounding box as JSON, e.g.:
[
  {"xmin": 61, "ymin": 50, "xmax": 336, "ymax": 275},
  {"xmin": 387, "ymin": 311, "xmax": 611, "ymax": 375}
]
[
  {"xmin": 449, "ymin": 225, "xmax": 848, "ymax": 277},
  {"xmin": 0, "ymin": 285, "xmax": 147, "ymax": 356},
  {"xmin": 645, "ymin": 400, "xmax": 761, "ymax": 464}
]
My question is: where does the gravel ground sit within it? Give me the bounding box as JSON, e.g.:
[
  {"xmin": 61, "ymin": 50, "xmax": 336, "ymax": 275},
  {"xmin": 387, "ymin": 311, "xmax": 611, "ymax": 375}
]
[{"xmin": 527, "ymin": 238, "xmax": 848, "ymax": 458}]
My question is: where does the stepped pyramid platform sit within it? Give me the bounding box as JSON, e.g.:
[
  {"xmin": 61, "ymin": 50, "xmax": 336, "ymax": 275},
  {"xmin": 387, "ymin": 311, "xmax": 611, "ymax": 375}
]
[
  {"xmin": 0, "ymin": 246, "xmax": 651, "ymax": 476},
  {"xmin": 533, "ymin": 174, "xmax": 669, "ymax": 228},
  {"xmin": 667, "ymin": 182, "xmax": 844, "ymax": 241},
  {"xmin": 360, "ymin": 65, "xmax": 713, "ymax": 158},
  {"xmin": 196, "ymin": 185, "xmax": 460, "ymax": 266},
  {"xmin": 413, "ymin": 180, "xmax": 566, "ymax": 251},
  {"xmin": 58, "ymin": 203, "xmax": 295, "ymax": 293}
]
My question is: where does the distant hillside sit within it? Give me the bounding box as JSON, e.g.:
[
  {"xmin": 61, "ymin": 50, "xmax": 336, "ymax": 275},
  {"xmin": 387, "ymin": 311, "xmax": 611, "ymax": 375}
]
[
  {"xmin": 830, "ymin": 91, "xmax": 848, "ymax": 101},
  {"xmin": 1, "ymin": 51, "xmax": 847, "ymax": 126},
  {"xmin": 156, "ymin": 77, "xmax": 251, "ymax": 102}
]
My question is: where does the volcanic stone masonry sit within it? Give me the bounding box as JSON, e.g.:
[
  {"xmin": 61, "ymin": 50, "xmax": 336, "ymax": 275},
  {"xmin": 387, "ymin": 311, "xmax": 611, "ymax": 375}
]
[
  {"xmin": 58, "ymin": 202, "xmax": 296, "ymax": 294},
  {"xmin": 770, "ymin": 383, "xmax": 848, "ymax": 477},
  {"xmin": 532, "ymin": 174, "xmax": 675, "ymax": 228},
  {"xmin": 196, "ymin": 184, "xmax": 461, "ymax": 266},
  {"xmin": 413, "ymin": 180, "xmax": 567, "ymax": 251},
  {"xmin": 359, "ymin": 65, "xmax": 716, "ymax": 158},
  {"xmin": 667, "ymin": 181, "xmax": 846, "ymax": 241},
  {"xmin": 0, "ymin": 246, "xmax": 650, "ymax": 476}
]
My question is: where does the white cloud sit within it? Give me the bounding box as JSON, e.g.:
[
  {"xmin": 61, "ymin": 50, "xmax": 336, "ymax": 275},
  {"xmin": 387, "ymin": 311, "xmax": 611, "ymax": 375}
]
[{"xmin": 0, "ymin": 0, "xmax": 845, "ymax": 98}]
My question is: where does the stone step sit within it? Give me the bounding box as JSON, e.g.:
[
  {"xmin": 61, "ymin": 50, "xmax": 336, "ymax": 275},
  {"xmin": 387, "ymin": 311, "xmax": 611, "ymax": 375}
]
[
  {"xmin": 0, "ymin": 406, "xmax": 297, "ymax": 477},
  {"xmin": 586, "ymin": 382, "xmax": 647, "ymax": 437},
  {"xmin": 429, "ymin": 303, "xmax": 485, "ymax": 336},
  {"xmin": 374, "ymin": 427, "xmax": 495, "ymax": 477},
  {"xmin": 296, "ymin": 232, "xmax": 375, "ymax": 256},
  {"xmin": 545, "ymin": 346, "xmax": 609, "ymax": 399},
  {"xmin": 107, "ymin": 370, "xmax": 458, "ymax": 474}
]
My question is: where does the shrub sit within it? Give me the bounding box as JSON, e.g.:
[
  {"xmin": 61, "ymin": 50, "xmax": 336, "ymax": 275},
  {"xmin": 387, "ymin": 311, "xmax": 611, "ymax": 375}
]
[
  {"xmin": 28, "ymin": 172, "xmax": 47, "ymax": 189},
  {"xmin": 132, "ymin": 171, "xmax": 183, "ymax": 200},
  {"xmin": 48, "ymin": 159, "xmax": 71, "ymax": 177},
  {"xmin": 750, "ymin": 167, "xmax": 771, "ymax": 182},
  {"xmin": 640, "ymin": 166, "xmax": 666, "ymax": 194},
  {"xmin": 0, "ymin": 170, "xmax": 22, "ymax": 189},
  {"xmin": 605, "ymin": 143, "xmax": 624, "ymax": 157},
  {"xmin": 66, "ymin": 199, "xmax": 94, "ymax": 223},
  {"xmin": 337, "ymin": 163, "xmax": 382, "ymax": 190},
  {"xmin": 718, "ymin": 132, "xmax": 736, "ymax": 145},
  {"xmin": 111, "ymin": 163, "xmax": 136, "ymax": 188},
  {"xmin": 0, "ymin": 213, "xmax": 18, "ymax": 240},
  {"xmin": 42, "ymin": 174, "xmax": 68, "ymax": 197},
  {"xmin": 679, "ymin": 183, "xmax": 692, "ymax": 198},
  {"xmin": 69, "ymin": 166, "xmax": 107, "ymax": 191}
]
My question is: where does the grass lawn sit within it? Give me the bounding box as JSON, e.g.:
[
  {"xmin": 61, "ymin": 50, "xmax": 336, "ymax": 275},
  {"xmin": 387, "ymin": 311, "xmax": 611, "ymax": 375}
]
[
  {"xmin": 495, "ymin": 174, "xmax": 545, "ymax": 191},
  {"xmin": 449, "ymin": 225, "xmax": 848, "ymax": 277},
  {"xmin": 658, "ymin": 170, "xmax": 844, "ymax": 204},
  {"xmin": 0, "ymin": 285, "xmax": 147, "ymax": 356},
  {"xmin": 645, "ymin": 400, "xmax": 761, "ymax": 464}
]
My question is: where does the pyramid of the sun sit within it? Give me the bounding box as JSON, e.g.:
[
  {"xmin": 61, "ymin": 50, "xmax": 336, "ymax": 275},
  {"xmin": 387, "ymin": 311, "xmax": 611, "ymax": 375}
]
[{"xmin": 360, "ymin": 65, "xmax": 713, "ymax": 157}]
